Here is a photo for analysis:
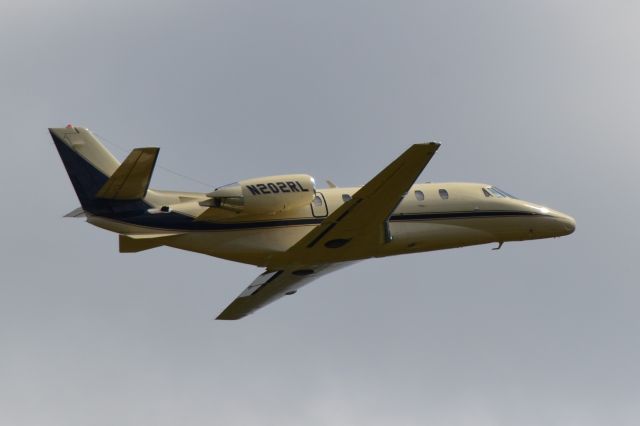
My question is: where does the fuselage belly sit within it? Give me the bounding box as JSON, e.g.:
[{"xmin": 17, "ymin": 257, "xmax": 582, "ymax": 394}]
[{"xmin": 87, "ymin": 183, "xmax": 575, "ymax": 266}]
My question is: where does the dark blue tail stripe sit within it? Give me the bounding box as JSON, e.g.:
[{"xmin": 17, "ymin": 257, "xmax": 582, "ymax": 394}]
[
  {"xmin": 51, "ymin": 131, "xmax": 150, "ymax": 215},
  {"xmin": 51, "ymin": 131, "xmax": 109, "ymax": 209}
]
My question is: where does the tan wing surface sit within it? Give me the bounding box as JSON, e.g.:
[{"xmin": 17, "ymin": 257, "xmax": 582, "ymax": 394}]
[
  {"xmin": 269, "ymin": 142, "xmax": 440, "ymax": 266},
  {"xmin": 216, "ymin": 142, "xmax": 440, "ymax": 320},
  {"xmin": 216, "ymin": 264, "xmax": 348, "ymax": 320}
]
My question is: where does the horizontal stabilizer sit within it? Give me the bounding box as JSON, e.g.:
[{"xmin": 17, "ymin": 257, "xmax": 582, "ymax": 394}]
[
  {"xmin": 64, "ymin": 207, "xmax": 86, "ymax": 218},
  {"xmin": 119, "ymin": 233, "xmax": 183, "ymax": 253},
  {"xmin": 96, "ymin": 147, "xmax": 159, "ymax": 200}
]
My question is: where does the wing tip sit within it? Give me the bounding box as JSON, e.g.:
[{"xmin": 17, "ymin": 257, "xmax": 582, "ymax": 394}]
[
  {"xmin": 215, "ymin": 313, "xmax": 246, "ymax": 320},
  {"xmin": 216, "ymin": 305, "xmax": 251, "ymax": 320},
  {"xmin": 408, "ymin": 141, "xmax": 441, "ymax": 152},
  {"xmin": 407, "ymin": 142, "xmax": 440, "ymax": 156},
  {"xmin": 420, "ymin": 141, "xmax": 441, "ymax": 148}
]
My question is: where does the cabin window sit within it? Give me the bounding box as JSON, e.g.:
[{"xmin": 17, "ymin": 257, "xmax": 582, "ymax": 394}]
[
  {"xmin": 342, "ymin": 194, "xmax": 352, "ymax": 202},
  {"xmin": 439, "ymin": 189, "xmax": 449, "ymax": 200},
  {"xmin": 414, "ymin": 190, "xmax": 424, "ymax": 201},
  {"xmin": 313, "ymin": 195, "xmax": 323, "ymax": 206}
]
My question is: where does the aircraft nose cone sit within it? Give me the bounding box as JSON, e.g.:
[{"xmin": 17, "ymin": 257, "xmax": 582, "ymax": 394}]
[{"xmin": 556, "ymin": 213, "xmax": 576, "ymax": 235}]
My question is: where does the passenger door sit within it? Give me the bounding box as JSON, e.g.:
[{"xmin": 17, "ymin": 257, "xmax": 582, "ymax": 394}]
[{"xmin": 310, "ymin": 192, "xmax": 328, "ymax": 217}]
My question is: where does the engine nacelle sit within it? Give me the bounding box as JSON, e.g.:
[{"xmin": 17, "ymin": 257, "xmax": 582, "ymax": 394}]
[{"xmin": 202, "ymin": 174, "xmax": 316, "ymax": 215}]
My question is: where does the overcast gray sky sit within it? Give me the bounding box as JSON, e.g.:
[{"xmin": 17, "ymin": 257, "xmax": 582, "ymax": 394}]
[{"xmin": 1, "ymin": 1, "xmax": 639, "ymax": 425}]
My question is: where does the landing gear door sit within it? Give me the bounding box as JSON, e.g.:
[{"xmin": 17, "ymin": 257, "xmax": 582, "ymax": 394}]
[{"xmin": 310, "ymin": 192, "xmax": 329, "ymax": 217}]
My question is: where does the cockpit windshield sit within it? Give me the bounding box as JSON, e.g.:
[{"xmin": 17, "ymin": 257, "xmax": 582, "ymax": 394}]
[{"xmin": 482, "ymin": 186, "xmax": 517, "ymax": 199}]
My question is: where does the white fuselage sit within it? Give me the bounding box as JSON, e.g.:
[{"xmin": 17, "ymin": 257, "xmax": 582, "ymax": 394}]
[{"xmin": 87, "ymin": 182, "xmax": 575, "ymax": 266}]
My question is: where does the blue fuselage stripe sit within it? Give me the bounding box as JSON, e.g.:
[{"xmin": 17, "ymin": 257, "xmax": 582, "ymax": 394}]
[{"xmin": 101, "ymin": 210, "xmax": 539, "ymax": 232}]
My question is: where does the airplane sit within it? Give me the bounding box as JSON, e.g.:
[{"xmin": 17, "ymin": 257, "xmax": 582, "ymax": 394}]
[{"xmin": 50, "ymin": 125, "xmax": 576, "ymax": 320}]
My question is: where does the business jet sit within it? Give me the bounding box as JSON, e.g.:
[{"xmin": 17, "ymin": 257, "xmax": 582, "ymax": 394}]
[{"xmin": 50, "ymin": 126, "xmax": 575, "ymax": 319}]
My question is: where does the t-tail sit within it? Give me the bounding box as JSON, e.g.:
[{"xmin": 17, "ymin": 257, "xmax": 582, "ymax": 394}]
[{"xmin": 50, "ymin": 126, "xmax": 160, "ymax": 216}]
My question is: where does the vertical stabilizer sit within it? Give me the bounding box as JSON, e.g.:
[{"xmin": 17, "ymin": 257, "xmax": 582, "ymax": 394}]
[{"xmin": 50, "ymin": 126, "xmax": 121, "ymax": 211}]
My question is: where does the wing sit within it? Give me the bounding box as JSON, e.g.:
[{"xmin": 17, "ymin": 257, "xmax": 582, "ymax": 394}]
[
  {"xmin": 269, "ymin": 142, "xmax": 440, "ymax": 266},
  {"xmin": 216, "ymin": 263, "xmax": 351, "ymax": 320},
  {"xmin": 216, "ymin": 142, "xmax": 440, "ymax": 320}
]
